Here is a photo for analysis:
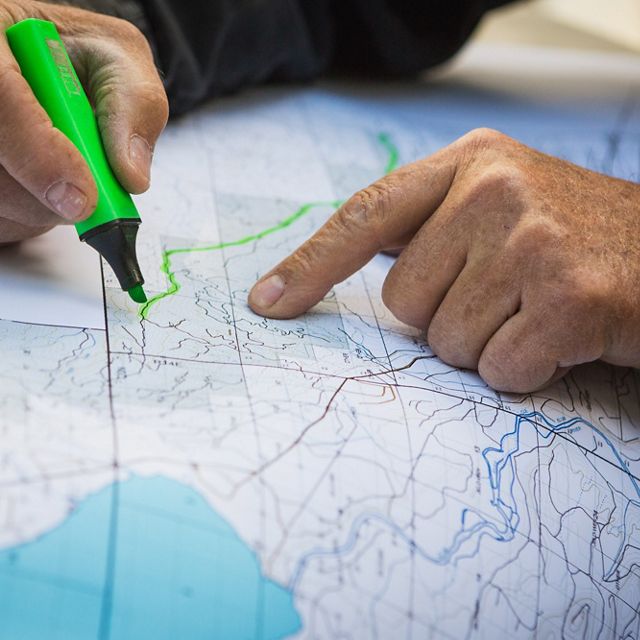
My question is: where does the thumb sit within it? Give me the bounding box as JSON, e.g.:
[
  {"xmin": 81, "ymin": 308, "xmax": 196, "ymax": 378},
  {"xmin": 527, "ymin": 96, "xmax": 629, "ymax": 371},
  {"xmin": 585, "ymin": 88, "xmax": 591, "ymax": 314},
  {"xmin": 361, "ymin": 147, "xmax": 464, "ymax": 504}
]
[{"xmin": 248, "ymin": 155, "xmax": 457, "ymax": 319}]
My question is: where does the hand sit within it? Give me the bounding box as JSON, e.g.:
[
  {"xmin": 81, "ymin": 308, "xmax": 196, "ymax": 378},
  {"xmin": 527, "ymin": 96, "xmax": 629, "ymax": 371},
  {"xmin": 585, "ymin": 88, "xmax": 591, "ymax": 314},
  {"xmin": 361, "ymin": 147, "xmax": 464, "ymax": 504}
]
[
  {"xmin": 248, "ymin": 128, "xmax": 640, "ymax": 393},
  {"xmin": 0, "ymin": 1, "xmax": 168, "ymax": 243}
]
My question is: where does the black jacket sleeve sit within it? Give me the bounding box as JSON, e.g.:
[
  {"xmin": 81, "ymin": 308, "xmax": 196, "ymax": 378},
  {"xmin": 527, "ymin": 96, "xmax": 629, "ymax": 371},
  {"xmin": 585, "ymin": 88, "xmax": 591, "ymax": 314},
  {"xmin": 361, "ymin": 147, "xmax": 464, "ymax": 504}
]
[{"xmin": 69, "ymin": 0, "xmax": 514, "ymax": 116}]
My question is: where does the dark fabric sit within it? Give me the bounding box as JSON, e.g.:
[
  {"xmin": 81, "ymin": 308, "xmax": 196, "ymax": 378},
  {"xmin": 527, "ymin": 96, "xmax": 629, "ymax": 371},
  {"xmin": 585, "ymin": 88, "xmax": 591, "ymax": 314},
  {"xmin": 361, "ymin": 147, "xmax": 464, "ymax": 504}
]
[
  {"xmin": 68, "ymin": 0, "xmax": 149, "ymax": 31},
  {"xmin": 68, "ymin": 0, "xmax": 515, "ymax": 116}
]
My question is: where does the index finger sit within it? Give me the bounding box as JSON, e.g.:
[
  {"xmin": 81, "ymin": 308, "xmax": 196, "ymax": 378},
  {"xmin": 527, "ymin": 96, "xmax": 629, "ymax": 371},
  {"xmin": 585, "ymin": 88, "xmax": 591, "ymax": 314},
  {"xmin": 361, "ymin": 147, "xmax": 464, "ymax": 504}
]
[
  {"xmin": 248, "ymin": 151, "xmax": 457, "ymax": 319},
  {"xmin": 0, "ymin": 34, "xmax": 97, "ymax": 221}
]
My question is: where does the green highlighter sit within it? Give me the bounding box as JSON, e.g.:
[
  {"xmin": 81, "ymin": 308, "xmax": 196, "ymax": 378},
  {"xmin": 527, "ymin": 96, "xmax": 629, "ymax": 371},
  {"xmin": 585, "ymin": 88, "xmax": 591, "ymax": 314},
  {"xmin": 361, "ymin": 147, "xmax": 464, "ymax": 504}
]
[{"xmin": 6, "ymin": 18, "xmax": 147, "ymax": 304}]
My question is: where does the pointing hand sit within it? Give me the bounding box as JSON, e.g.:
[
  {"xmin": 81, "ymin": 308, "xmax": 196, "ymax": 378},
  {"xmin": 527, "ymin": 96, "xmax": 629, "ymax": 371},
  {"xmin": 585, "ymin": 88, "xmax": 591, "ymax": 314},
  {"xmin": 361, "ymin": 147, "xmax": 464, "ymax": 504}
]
[{"xmin": 249, "ymin": 128, "xmax": 640, "ymax": 393}]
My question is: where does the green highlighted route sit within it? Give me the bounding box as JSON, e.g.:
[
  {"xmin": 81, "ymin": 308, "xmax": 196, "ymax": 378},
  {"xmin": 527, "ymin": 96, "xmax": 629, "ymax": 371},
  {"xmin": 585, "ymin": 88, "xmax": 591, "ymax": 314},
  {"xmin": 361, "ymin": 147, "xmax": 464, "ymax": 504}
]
[
  {"xmin": 378, "ymin": 132, "xmax": 399, "ymax": 175},
  {"xmin": 139, "ymin": 132, "xmax": 399, "ymax": 319},
  {"xmin": 139, "ymin": 200, "xmax": 343, "ymax": 318}
]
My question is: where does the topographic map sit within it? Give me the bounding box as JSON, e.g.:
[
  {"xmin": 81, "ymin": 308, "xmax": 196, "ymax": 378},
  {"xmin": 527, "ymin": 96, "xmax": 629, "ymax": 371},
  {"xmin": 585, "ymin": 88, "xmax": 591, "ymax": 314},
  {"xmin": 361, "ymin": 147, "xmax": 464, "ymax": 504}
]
[{"xmin": 0, "ymin": 46, "xmax": 639, "ymax": 639}]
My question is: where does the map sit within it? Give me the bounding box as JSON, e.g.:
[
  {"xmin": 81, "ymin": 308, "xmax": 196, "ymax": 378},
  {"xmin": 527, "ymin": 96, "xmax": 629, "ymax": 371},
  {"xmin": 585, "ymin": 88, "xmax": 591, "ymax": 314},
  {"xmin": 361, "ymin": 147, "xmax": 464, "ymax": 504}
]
[{"xmin": 0, "ymin": 45, "xmax": 639, "ymax": 639}]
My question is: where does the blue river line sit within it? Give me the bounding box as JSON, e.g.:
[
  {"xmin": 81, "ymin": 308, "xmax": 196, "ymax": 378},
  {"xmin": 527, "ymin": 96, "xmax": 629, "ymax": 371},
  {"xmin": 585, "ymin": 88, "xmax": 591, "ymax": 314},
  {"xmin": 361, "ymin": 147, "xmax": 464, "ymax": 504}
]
[
  {"xmin": 0, "ymin": 475, "xmax": 301, "ymax": 640},
  {"xmin": 290, "ymin": 411, "xmax": 640, "ymax": 588},
  {"xmin": 483, "ymin": 411, "xmax": 640, "ymax": 580}
]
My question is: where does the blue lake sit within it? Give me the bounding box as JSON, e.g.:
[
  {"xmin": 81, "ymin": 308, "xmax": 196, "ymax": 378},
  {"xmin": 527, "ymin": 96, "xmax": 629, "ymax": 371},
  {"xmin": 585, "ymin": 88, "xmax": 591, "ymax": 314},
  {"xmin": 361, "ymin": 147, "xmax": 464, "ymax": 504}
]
[{"xmin": 0, "ymin": 476, "xmax": 301, "ymax": 639}]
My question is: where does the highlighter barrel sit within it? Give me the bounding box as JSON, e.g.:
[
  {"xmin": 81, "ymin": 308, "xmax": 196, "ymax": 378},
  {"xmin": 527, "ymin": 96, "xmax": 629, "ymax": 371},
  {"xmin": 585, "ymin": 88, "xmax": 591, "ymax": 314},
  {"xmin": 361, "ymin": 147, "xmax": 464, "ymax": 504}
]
[{"xmin": 6, "ymin": 18, "xmax": 146, "ymax": 301}]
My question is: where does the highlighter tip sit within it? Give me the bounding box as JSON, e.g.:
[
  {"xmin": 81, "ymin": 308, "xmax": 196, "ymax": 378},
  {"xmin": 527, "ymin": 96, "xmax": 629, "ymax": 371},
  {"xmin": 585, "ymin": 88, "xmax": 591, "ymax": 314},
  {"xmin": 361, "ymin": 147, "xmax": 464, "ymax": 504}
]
[{"xmin": 128, "ymin": 284, "xmax": 147, "ymax": 304}]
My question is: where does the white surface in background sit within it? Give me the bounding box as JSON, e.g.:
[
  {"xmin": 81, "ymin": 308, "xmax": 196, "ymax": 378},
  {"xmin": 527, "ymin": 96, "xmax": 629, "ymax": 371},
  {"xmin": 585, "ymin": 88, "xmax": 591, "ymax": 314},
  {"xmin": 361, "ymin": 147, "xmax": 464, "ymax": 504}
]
[
  {"xmin": 0, "ymin": 226, "xmax": 104, "ymax": 330},
  {"xmin": 539, "ymin": 0, "xmax": 640, "ymax": 51}
]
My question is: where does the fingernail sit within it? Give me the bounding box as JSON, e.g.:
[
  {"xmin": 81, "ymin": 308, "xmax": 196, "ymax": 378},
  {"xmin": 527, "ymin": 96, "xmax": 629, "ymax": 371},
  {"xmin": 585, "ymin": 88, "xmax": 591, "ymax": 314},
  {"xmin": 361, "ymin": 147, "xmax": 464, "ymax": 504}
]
[
  {"xmin": 45, "ymin": 181, "xmax": 88, "ymax": 220},
  {"xmin": 251, "ymin": 274, "xmax": 285, "ymax": 309},
  {"xmin": 129, "ymin": 134, "xmax": 152, "ymax": 184}
]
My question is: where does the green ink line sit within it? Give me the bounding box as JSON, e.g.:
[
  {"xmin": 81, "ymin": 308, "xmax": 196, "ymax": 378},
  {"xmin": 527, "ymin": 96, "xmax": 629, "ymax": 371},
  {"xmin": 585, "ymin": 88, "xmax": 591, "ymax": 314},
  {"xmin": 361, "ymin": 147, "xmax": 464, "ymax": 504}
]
[
  {"xmin": 139, "ymin": 131, "xmax": 399, "ymax": 319},
  {"xmin": 377, "ymin": 132, "xmax": 399, "ymax": 175},
  {"xmin": 139, "ymin": 200, "xmax": 342, "ymax": 318}
]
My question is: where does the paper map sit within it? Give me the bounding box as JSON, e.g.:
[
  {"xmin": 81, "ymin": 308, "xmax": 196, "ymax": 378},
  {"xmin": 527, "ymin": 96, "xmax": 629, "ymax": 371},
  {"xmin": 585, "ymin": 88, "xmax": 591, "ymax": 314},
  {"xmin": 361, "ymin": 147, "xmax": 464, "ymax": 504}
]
[{"xmin": 0, "ymin": 46, "xmax": 638, "ymax": 639}]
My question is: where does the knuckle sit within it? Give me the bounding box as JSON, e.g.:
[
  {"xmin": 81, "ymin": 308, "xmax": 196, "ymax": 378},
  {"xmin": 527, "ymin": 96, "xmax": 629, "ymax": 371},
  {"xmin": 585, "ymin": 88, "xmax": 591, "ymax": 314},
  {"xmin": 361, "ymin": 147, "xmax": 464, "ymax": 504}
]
[
  {"xmin": 381, "ymin": 277, "xmax": 416, "ymax": 327},
  {"xmin": 95, "ymin": 76, "xmax": 168, "ymax": 137},
  {"xmin": 93, "ymin": 17, "xmax": 160, "ymax": 78},
  {"xmin": 483, "ymin": 164, "xmax": 529, "ymax": 195},
  {"xmin": 284, "ymin": 238, "xmax": 325, "ymax": 278},
  {"xmin": 506, "ymin": 215, "xmax": 565, "ymax": 256},
  {"xmin": 333, "ymin": 194, "xmax": 368, "ymax": 234},
  {"xmin": 104, "ymin": 16, "xmax": 148, "ymax": 46},
  {"xmin": 333, "ymin": 177, "xmax": 398, "ymax": 245},
  {"xmin": 463, "ymin": 164, "xmax": 530, "ymax": 212},
  {"xmin": 460, "ymin": 127, "xmax": 509, "ymax": 151},
  {"xmin": 478, "ymin": 346, "xmax": 517, "ymax": 391},
  {"xmin": 479, "ymin": 338, "xmax": 557, "ymax": 393},
  {"xmin": 427, "ymin": 314, "xmax": 475, "ymax": 369},
  {"xmin": 427, "ymin": 319, "xmax": 455, "ymax": 363}
]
